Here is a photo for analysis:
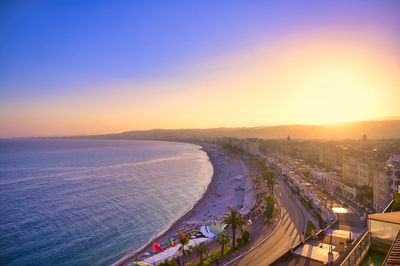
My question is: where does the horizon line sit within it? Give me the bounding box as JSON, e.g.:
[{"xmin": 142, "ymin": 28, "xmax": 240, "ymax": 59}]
[{"xmin": 2, "ymin": 117, "xmax": 400, "ymax": 139}]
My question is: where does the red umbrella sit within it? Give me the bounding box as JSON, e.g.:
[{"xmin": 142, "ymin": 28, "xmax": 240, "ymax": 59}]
[{"xmin": 153, "ymin": 241, "xmax": 164, "ymax": 252}]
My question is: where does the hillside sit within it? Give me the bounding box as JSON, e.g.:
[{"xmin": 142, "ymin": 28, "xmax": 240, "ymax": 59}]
[{"xmin": 85, "ymin": 120, "xmax": 400, "ymax": 141}]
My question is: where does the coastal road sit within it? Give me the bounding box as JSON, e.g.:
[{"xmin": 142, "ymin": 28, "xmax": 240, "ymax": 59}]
[{"xmin": 228, "ymin": 180, "xmax": 309, "ymax": 266}]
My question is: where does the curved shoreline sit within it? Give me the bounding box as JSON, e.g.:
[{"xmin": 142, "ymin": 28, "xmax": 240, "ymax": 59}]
[{"xmin": 113, "ymin": 145, "xmax": 218, "ymax": 266}]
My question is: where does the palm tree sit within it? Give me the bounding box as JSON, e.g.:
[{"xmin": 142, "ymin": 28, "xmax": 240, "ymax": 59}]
[
  {"xmin": 223, "ymin": 208, "xmax": 246, "ymax": 249},
  {"xmin": 193, "ymin": 242, "xmax": 209, "ymax": 265},
  {"xmin": 217, "ymin": 232, "xmax": 230, "ymax": 257},
  {"xmin": 177, "ymin": 232, "xmax": 191, "ymax": 265}
]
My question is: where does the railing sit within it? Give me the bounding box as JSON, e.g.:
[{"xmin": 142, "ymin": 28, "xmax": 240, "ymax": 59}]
[
  {"xmin": 339, "ymin": 230, "xmax": 370, "ymax": 266},
  {"xmin": 382, "ymin": 199, "xmax": 394, "ymax": 213},
  {"xmin": 382, "ymin": 230, "xmax": 400, "ymax": 265}
]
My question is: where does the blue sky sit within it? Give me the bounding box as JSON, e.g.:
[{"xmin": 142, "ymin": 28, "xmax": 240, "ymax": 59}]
[
  {"xmin": 1, "ymin": 1, "xmax": 399, "ymax": 137},
  {"xmin": 2, "ymin": 1, "xmax": 398, "ymax": 98}
]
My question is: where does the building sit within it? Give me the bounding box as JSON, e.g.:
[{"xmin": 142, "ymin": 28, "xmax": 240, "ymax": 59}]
[
  {"xmin": 342, "ymin": 149, "xmax": 372, "ymax": 187},
  {"xmin": 368, "ymin": 212, "xmax": 400, "ymax": 250},
  {"xmin": 264, "ymin": 140, "xmax": 279, "ymax": 154},
  {"xmin": 317, "ymin": 144, "xmax": 343, "ymax": 170},
  {"xmin": 318, "ymin": 145, "xmax": 336, "ymax": 169},
  {"xmin": 310, "ymin": 169, "xmax": 356, "ymax": 200},
  {"xmin": 215, "ymin": 137, "xmax": 231, "ymax": 146},
  {"xmin": 357, "ymin": 157, "xmax": 370, "ymax": 186},
  {"xmin": 371, "ymin": 158, "xmax": 392, "ymax": 212},
  {"xmin": 231, "ymin": 138, "xmax": 242, "ymax": 149},
  {"xmin": 242, "ymin": 138, "xmax": 260, "ymax": 154},
  {"xmin": 342, "ymin": 150, "xmax": 360, "ymax": 185},
  {"xmin": 387, "ymin": 154, "xmax": 400, "ymax": 194}
]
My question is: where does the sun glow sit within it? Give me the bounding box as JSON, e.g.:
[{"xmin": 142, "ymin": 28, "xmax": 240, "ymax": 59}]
[
  {"xmin": 289, "ymin": 58, "xmax": 385, "ymax": 125},
  {"xmin": 0, "ymin": 29, "xmax": 399, "ymax": 137}
]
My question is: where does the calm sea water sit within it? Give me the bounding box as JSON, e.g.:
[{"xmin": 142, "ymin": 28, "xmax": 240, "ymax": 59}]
[{"xmin": 0, "ymin": 139, "xmax": 213, "ymax": 266}]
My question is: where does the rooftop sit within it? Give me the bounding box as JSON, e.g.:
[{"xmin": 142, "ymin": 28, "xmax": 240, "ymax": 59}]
[{"xmin": 368, "ymin": 212, "xmax": 400, "ymax": 225}]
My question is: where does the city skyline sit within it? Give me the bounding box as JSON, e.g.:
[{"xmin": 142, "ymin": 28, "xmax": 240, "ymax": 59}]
[{"xmin": 1, "ymin": 1, "xmax": 400, "ymax": 137}]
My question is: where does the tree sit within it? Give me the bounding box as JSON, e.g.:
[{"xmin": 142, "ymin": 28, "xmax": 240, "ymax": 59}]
[
  {"xmin": 263, "ymin": 195, "xmax": 275, "ymax": 224},
  {"xmin": 217, "ymin": 232, "xmax": 230, "ymax": 257},
  {"xmin": 223, "ymin": 208, "xmax": 246, "ymax": 249},
  {"xmin": 177, "ymin": 232, "xmax": 192, "ymax": 265},
  {"xmin": 264, "ymin": 170, "xmax": 278, "ymax": 193},
  {"xmin": 193, "ymin": 242, "xmax": 209, "ymax": 265},
  {"xmin": 356, "ymin": 185, "xmax": 373, "ymax": 207},
  {"xmin": 237, "ymin": 230, "xmax": 250, "ymax": 247},
  {"xmin": 241, "ymin": 230, "xmax": 250, "ymax": 244},
  {"xmin": 393, "ymin": 193, "xmax": 400, "ymax": 211}
]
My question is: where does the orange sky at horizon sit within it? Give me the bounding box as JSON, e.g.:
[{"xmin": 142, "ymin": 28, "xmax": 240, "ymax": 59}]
[{"xmin": 1, "ymin": 29, "xmax": 400, "ymax": 138}]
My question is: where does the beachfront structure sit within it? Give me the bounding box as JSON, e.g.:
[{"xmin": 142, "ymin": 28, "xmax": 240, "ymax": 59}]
[
  {"xmin": 229, "ymin": 138, "xmax": 260, "ymax": 154},
  {"xmin": 141, "ymin": 221, "xmax": 226, "ymax": 265},
  {"xmin": 242, "ymin": 138, "xmax": 260, "ymax": 154},
  {"xmin": 142, "ymin": 238, "xmax": 209, "ymax": 265}
]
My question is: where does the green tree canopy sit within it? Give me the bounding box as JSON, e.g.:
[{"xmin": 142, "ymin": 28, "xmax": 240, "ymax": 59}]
[
  {"xmin": 223, "ymin": 208, "xmax": 246, "ymax": 249},
  {"xmin": 217, "ymin": 232, "xmax": 230, "ymax": 257},
  {"xmin": 192, "ymin": 242, "xmax": 210, "ymax": 265}
]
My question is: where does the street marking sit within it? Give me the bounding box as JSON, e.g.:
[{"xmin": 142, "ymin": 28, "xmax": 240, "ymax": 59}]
[{"xmin": 222, "ymin": 188, "xmax": 284, "ymax": 266}]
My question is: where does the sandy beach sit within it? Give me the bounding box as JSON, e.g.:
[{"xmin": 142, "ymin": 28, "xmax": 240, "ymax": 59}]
[{"xmin": 114, "ymin": 144, "xmax": 255, "ymax": 265}]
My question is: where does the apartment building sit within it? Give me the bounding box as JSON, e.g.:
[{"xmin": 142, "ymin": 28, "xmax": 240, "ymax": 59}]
[
  {"xmin": 342, "ymin": 150, "xmax": 360, "ymax": 185},
  {"xmin": 357, "ymin": 157, "xmax": 370, "ymax": 186},
  {"xmin": 387, "ymin": 154, "xmax": 400, "ymax": 194},
  {"xmin": 341, "ymin": 149, "xmax": 374, "ymax": 187},
  {"xmin": 318, "ymin": 145, "xmax": 336, "ymax": 169},
  {"xmin": 371, "ymin": 158, "xmax": 392, "ymax": 212},
  {"xmin": 317, "ymin": 144, "xmax": 343, "ymax": 170},
  {"xmin": 242, "ymin": 138, "xmax": 260, "ymax": 154}
]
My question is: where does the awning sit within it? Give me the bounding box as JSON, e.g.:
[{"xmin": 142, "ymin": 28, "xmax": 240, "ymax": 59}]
[
  {"xmin": 142, "ymin": 238, "xmax": 210, "ymax": 265},
  {"xmin": 200, "ymin": 225, "xmax": 216, "ymax": 238},
  {"xmin": 143, "ymin": 245, "xmax": 181, "ymax": 264},
  {"xmin": 368, "ymin": 212, "xmax": 400, "ymax": 225}
]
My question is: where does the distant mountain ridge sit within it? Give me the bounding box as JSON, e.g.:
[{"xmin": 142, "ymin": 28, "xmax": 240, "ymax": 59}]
[{"xmin": 86, "ymin": 120, "xmax": 400, "ymax": 140}]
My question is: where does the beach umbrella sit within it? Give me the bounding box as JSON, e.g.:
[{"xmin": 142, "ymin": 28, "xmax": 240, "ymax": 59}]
[
  {"xmin": 168, "ymin": 238, "xmax": 175, "ymax": 247},
  {"xmin": 153, "ymin": 241, "xmax": 164, "ymax": 252}
]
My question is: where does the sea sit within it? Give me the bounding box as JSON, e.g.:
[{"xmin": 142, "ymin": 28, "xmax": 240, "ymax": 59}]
[{"xmin": 0, "ymin": 139, "xmax": 213, "ymax": 266}]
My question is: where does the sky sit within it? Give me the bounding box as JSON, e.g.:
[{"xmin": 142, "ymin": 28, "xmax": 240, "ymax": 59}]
[{"xmin": 1, "ymin": 1, "xmax": 400, "ymax": 137}]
